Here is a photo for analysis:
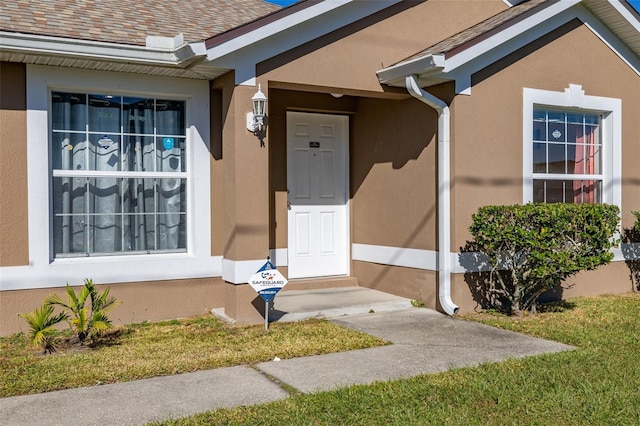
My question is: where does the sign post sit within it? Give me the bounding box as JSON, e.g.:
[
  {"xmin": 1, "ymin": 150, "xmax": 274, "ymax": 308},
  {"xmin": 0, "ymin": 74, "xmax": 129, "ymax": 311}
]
[{"xmin": 248, "ymin": 258, "xmax": 288, "ymax": 330}]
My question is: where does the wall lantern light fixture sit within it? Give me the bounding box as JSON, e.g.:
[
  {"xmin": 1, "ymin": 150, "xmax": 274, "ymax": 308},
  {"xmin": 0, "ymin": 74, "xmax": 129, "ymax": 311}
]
[{"xmin": 247, "ymin": 84, "xmax": 267, "ymax": 133}]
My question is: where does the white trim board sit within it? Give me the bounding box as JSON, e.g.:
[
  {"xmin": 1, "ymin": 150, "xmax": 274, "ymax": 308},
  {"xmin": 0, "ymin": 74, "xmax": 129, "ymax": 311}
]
[
  {"xmin": 352, "ymin": 243, "xmax": 637, "ymax": 274},
  {"xmin": 0, "ymin": 65, "xmax": 214, "ymax": 292}
]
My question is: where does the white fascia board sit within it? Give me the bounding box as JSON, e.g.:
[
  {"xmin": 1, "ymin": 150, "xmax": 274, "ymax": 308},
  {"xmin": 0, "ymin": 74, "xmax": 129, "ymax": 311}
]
[
  {"xmin": 445, "ymin": 0, "xmax": 640, "ymax": 74},
  {"xmin": 376, "ymin": 54, "xmax": 445, "ymax": 86},
  {"xmin": 0, "ymin": 31, "xmax": 205, "ymax": 67},
  {"xmin": 606, "ymin": 0, "xmax": 640, "ymax": 33},
  {"xmin": 205, "ymin": 0, "xmax": 402, "ymax": 83},
  {"xmin": 442, "ymin": 0, "xmax": 581, "ymax": 73}
]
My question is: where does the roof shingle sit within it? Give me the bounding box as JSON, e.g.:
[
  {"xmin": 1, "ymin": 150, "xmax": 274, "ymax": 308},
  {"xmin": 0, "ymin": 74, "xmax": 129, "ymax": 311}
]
[
  {"xmin": 0, "ymin": 0, "xmax": 282, "ymax": 46},
  {"xmin": 396, "ymin": 0, "xmax": 550, "ymax": 65}
]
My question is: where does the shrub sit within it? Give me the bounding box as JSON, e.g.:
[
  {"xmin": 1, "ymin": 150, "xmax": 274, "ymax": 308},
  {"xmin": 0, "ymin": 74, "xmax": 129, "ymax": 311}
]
[
  {"xmin": 18, "ymin": 305, "xmax": 68, "ymax": 354},
  {"xmin": 468, "ymin": 203, "xmax": 619, "ymax": 315},
  {"xmin": 622, "ymin": 211, "xmax": 640, "ymax": 291},
  {"xmin": 20, "ymin": 279, "xmax": 120, "ymax": 353},
  {"xmin": 45, "ymin": 279, "xmax": 120, "ymax": 344}
]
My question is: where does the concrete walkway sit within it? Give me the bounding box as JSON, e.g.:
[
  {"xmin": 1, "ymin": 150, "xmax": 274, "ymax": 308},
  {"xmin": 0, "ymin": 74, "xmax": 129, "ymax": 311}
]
[{"xmin": 0, "ymin": 288, "xmax": 573, "ymax": 426}]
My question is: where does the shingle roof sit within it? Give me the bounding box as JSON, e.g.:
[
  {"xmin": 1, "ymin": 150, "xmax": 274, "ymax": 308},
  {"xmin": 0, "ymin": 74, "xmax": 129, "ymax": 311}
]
[
  {"xmin": 397, "ymin": 0, "xmax": 551, "ymax": 64},
  {"xmin": 0, "ymin": 0, "xmax": 282, "ymax": 46}
]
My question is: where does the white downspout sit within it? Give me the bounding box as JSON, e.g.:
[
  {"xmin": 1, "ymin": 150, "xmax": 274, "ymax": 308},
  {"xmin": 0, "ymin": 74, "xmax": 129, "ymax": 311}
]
[{"xmin": 405, "ymin": 75, "xmax": 459, "ymax": 315}]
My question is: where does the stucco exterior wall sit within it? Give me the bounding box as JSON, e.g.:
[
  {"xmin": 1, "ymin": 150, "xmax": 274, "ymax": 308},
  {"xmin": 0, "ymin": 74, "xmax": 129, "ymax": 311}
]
[
  {"xmin": 451, "ymin": 20, "xmax": 640, "ymax": 248},
  {"xmin": 449, "ymin": 20, "xmax": 640, "ymax": 311},
  {"xmin": 0, "ymin": 62, "xmax": 29, "ymax": 267},
  {"xmin": 353, "ymin": 261, "xmax": 438, "ymax": 310},
  {"xmin": 1, "ymin": 278, "xmax": 225, "ymax": 336},
  {"xmin": 351, "ymin": 96, "xmax": 438, "ymax": 250},
  {"xmin": 259, "ymin": 0, "xmax": 506, "ymax": 94}
]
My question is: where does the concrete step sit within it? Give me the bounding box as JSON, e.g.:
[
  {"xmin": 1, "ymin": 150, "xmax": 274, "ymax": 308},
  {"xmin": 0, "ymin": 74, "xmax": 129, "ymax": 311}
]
[{"xmin": 270, "ymin": 286, "xmax": 414, "ymax": 323}]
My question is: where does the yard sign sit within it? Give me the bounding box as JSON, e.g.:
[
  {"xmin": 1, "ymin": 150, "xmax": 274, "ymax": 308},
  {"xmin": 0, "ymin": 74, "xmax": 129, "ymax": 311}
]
[{"xmin": 248, "ymin": 259, "xmax": 288, "ymax": 329}]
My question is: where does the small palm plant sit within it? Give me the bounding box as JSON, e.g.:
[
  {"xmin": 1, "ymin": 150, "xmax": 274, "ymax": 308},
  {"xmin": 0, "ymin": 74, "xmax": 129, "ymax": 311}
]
[
  {"xmin": 18, "ymin": 305, "xmax": 68, "ymax": 354},
  {"xmin": 45, "ymin": 279, "xmax": 120, "ymax": 344}
]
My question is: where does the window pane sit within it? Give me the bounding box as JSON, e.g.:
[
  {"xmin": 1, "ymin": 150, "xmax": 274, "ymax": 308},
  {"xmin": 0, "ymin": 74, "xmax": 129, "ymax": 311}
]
[
  {"xmin": 533, "ymin": 121, "xmax": 546, "ymax": 141},
  {"xmin": 566, "ymin": 113, "xmax": 583, "ymax": 124},
  {"xmin": 52, "ymin": 92, "xmax": 86, "ymax": 131},
  {"xmin": 123, "ymin": 97, "xmax": 154, "ymax": 135},
  {"xmin": 533, "ymin": 109, "xmax": 546, "ymax": 121},
  {"xmin": 156, "ymin": 100, "xmax": 185, "ymax": 136},
  {"xmin": 53, "ymin": 177, "xmax": 88, "ymax": 255},
  {"xmin": 533, "ymin": 179, "xmax": 545, "ymax": 203},
  {"xmin": 548, "ymin": 121, "xmax": 565, "ymax": 142},
  {"xmin": 533, "ymin": 179, "xmax": 602, "ymax": 204},
  {"xmin": 573, "ymin": 180, "xmax": 602, "ymax": 204},
  {"xmin": 88, "ymin": 95, "xmax": 121, "ymax": 133},
  {"xmin": 156, "ymin": 178, "xmax": 187, "ymax": 250},
  {"xmin": 533, "ymin": 142, "xmax": 547, "ymax": 173},
  {"xmin": 156, "ymin": 137, "xmax": 186, "ymax": 172},
  {"xmin": 52, "ymin": 133, "xmax": 86, "ymax": 170},
  {"xmin": 545, "ymin": 179, "xmax": 566, "ymax": 203},
  {"xmin": 88, "ymin": 134, "xmax": 121, "ymax": 171},
  {"xmin": 123, "ymin": 136, "xmax": 154, "ymax": 172},
  {"xmin": 566, "ymin": 144, "xmax": 577, "ymax": 174},
  {"xmin": 548, "ymin": 143, "xmax": 566, "ymax": 173},
  {"xmin": 90, "ymin": 177, "xmax": 121, "ymax": 253},
  {"xmin": 51, "ymin": 92, "xmax": 187, "ymax": 257}
]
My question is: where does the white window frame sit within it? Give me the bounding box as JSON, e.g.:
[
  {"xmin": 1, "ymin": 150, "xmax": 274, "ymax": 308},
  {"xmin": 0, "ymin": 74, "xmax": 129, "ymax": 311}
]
[
  {"xmin": 1, "ymin": 65, "xmax": 221, "ymax": 291},
  {"xmin": 523, "ymin": 84, "xmax": 621, "ymax": 209}
]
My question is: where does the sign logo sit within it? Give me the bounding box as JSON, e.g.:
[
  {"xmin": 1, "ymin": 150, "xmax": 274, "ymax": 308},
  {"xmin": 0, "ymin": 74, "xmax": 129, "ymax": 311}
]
[{"xmin": 248, "ymin": 261, "xmax": 288, "ymax": 302}]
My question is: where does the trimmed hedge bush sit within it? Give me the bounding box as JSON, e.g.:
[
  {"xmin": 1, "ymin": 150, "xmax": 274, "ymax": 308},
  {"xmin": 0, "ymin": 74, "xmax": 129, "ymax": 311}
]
[{"xmin": 468, "ymin": 203, "xmax": 619, "ymax": 315}]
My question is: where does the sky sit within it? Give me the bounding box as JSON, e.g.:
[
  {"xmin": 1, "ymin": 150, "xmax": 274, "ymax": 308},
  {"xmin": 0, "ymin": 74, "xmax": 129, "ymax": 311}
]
[
  {"xmin": 265, "ymin": 0, "xmax": 297, "ymax": 6},
  {"xmin": 263, "ymin": 0, "xmax": 640, "ymax": 14}
]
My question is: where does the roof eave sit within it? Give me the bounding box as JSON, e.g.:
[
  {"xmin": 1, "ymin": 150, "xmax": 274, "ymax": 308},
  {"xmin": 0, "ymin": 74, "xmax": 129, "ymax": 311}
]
[{"xmin": 0, "ymin": 31, "xmax": 216, "ymax": 78}]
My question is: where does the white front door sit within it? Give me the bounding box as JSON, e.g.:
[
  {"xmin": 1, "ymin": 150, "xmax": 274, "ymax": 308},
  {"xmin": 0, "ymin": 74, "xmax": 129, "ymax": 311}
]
[{"xmin": 287, "ymin": 112, "xmax": 349, "ymax": 279}]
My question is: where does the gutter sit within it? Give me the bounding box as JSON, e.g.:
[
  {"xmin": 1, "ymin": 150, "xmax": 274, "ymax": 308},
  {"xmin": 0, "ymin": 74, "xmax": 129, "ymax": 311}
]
[
  {"xmin": 405, "ymin": 75, "xmax": 459, "ymax": 316},
  {"xmin": 0, "ymin": 31, "xmax": 206, "ymax": 68}
]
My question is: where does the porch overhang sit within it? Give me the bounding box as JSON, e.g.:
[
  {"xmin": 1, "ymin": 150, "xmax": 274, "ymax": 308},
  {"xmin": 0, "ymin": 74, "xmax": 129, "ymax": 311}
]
[{"xmin": 376, "ymin": 0, "xmax": 640, "ymax": 94}]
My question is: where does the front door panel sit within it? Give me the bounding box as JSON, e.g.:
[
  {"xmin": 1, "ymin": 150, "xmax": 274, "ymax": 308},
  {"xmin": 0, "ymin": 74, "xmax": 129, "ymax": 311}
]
[{"xmin": 287, "ymin": 112, "xmax": 349, "ymax": 279}]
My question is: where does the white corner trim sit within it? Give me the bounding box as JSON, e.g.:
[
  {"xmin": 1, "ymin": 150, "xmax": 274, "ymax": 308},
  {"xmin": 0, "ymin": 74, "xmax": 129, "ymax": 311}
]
[
  {"xmin": 351, "ymin": 244, "xmax": 633, "ymax": 275},
  {"xmin": 352, "ymin": 243, "xmax": 437, "ymax": 270},
  {"xmin": 1, "ymin": 256, "xmax": 223, "ymax": 291},
  {"xmin": 613, "ymin": 243, "xmax": 640, "ymax": 262},
  {"xmin": 222, "ymin": 258, "xmax": 275, "ymax": 284}
]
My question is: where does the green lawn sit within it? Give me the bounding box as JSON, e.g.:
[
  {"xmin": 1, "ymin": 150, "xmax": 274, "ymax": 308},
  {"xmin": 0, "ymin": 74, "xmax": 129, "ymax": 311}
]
[
  {"xmin": 151, "ymin": 293, "xmax": 640, "ymax": 426},
  {"xmin": 0, "ymin": 317, "xmax": 387, "ymax": 397}
]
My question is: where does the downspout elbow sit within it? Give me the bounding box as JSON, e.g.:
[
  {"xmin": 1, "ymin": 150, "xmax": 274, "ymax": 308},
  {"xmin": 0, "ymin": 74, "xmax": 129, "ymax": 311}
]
[{"xmin": 405, "ymin": 75, "xmax": 459, "ymax": 316}]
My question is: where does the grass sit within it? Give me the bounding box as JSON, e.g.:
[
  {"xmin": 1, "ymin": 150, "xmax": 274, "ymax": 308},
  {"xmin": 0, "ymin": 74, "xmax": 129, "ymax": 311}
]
[
  {"xmin": 149, "ymin": 293, "xmax": 640, "ymax": 425},
  {"xmin": 0, "ymin": 316, "xmax": 387, "ymax": 397}
]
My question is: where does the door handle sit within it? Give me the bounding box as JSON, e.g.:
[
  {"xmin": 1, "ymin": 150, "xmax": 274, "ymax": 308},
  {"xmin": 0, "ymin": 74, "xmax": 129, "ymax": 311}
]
[{"xmin": 287, "ymin": 201, "xmax": 292, "ymax": 210}]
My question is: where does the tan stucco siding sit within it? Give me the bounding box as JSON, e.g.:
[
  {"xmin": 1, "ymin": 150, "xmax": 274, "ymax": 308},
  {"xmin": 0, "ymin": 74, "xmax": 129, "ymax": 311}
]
[
  {"xmin": 1, "ymin": 278, "xmax": 225, "ymax": 336},
  {"xmin": 0, "ymin": 62, "xmax": 29, "ymax": 266},
  {"xmin": 451, "ymin": 21, "xmax": 640, "ymax": 249},
  {"xmin": 258, "ymin": 0, "xmax": 506, "ymax": 94},
  {"xmin": 351, "ymin": 97, "xmax": 438, "ymax": 250},
  {"xmin": 212, "ymin": 72, "xmax": 271, "ymax": 261},
  {"xmin": 353, "ymin": 261, "xmax": 438, "ymax": 310}
]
